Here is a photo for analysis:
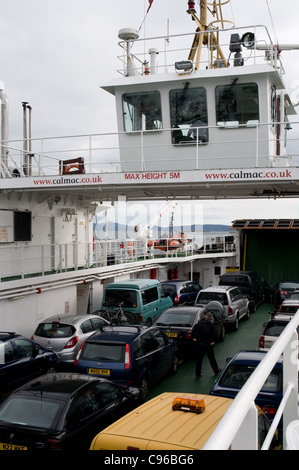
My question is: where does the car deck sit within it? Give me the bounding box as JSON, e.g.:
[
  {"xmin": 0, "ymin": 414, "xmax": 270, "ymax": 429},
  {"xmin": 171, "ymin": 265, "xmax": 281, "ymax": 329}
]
[{"xmin": 147, "ymin": 303, "xmax": 272, "ymax": 398}]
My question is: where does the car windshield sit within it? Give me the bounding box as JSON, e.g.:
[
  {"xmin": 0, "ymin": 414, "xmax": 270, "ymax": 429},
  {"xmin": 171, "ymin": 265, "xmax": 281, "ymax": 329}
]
[
  {"xmin": 104, "ymin": 290, "xmax": 137, "ymax": 308},
  {"xmin": 34, "ymin": 322, "xmax": 75, "ymax": 338},
  {"xmin": 219, "ymin": 364, "xmax": 282, "ymax": 391},
  {"xmin": 0, "ymin": 397, "xmax": 62, "ymax": 429},
  {"xmin": 80, "ymin": 343, "xmax": 125, "ymax": 362},
  {"xmin": 196, "ymin": 292, "xmax": 228, "ymax": 305},
  {"xmin": 156, "ymin": 311, "xmax": 197, "ymax": 327}
]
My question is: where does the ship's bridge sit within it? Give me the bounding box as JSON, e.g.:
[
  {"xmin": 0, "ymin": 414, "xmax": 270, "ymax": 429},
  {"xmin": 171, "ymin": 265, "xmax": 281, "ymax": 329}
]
[{"xmin": 0, "ymin": 24, "xmax": 299, "ymax": 203}]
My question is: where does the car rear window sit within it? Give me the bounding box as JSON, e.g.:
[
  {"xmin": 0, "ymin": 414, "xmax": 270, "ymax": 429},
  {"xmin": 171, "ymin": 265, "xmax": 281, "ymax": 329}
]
[
  {"xmin": 156, "ymin": 311, "xmax": 196, "ymax": 327},
  {"xmin": 196, "ymin": 292, "xmax": 228, "ymax": 305},
  {"xmin": 220, "ymin": 275, "xmax": 249, "ymax": 287},
  {"xmin": 104, "ymin": 290, "xmax": 137, "ymax": 308},
  {"xmin": 280, "ymin": 306, "xmax": 299, "ymax": 313},
  {"xmin": 80, "ymin": 342, "xmax": 125, "ymax": 362},
  {"xmin": 280, "ymin": 282, "xmax": 299, "ymax": 290},
  {"xmin": 0, "ymin": 397, "xmax": 62, "ymax": 429},
  {"xmin": 219, "ymin": 364, "xmax": 282, "ymax": 391},
  {"xmin": 264, "ymin": 322, "xmax": 287, "ymax": 337},
  {"xmin": 34, "ymin": 322, "xmax": 76, "ymax": 338},
  {"xmin": 160, "ymin": 285, "xmax": 177, "ymax": 297}
]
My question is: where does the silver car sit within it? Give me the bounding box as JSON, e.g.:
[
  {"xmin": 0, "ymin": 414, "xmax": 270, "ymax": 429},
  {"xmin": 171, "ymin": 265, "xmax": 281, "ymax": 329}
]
[
  {"xmin": 32, "ymin": 314, "xmax": 108, "ymax": 365},
  {"xmin": 258, "ymin": 313, "xmax": 296, "ymax": 351},
  {"xmin": 194, "ymin": 285, "xmax": 249, "ymax": 331}
]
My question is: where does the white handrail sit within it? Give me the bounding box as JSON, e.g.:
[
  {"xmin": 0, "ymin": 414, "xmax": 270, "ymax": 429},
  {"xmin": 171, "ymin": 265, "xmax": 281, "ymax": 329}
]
[{"xmin": 203, "ymin": 310, "xmax": 299, "ymax": 450}]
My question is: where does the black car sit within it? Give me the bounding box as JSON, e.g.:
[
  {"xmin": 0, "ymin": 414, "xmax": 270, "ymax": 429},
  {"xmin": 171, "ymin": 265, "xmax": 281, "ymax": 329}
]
[
  {"xmin": 219, "ymin": 271, "xmax": 264, "ymax": 311},
  {"xmin": 154, "ymin": 302, "xmax": 225, "ymax": 357},
  {"xmin": 0, "ymin": 332, "xmax": 58, "ymax": 401},
  {"xmin": 0, "ymin": 373, "xmax": 142, "ymax": 450},
  {"xmin": 160, "ymin": 280, "xmax": 202, "ymax": 305},
  {"xmin": 271, "ymin": 281, "xmax": 299, "ymax": 308}
]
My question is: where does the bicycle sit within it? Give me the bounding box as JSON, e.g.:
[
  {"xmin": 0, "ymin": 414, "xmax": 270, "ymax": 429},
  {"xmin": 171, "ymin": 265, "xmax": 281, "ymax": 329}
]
[{"xmin": 100, "ymin": 302, "xmax": 135, "ymax": 325}]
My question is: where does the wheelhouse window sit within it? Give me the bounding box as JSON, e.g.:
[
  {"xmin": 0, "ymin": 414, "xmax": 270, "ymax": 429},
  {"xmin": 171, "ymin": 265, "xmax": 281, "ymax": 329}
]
[
  {"xmin": 170, "ymin": 86, "xmax": 208, "ymax": 144},
  {"xmin": 122, "ymin": 91, "xmax": 162, "ymax": 132},
  {"xmin": 216, "ymin": 82, "xmax": 259, "ymax": 127}
]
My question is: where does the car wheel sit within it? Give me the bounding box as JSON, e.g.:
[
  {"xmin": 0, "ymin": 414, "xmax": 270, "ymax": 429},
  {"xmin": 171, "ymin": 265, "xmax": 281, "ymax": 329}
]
[
  {"xmin": 46, "ymin": 366, "xmax": 56, "ymax": 374},
  {"xmin": 233, "ymin": 315, "xmax": 239, "ymax": 331},
  {"xmin": 219, "ymin": 324, "xmax": 225, "ymax": 342},
  {"xmin": 244, "ymin": 307, "xmax": 250, "ymax": 320},
  {"xmin": 140, "ymin": 377, "xmax": 149, "ymax": 400},
  {"xmin": 170, "ymin": 354, "xmax": 179, "ymax": 374},
  {"xmin": 145, "ymin": 318, "xmax": 152, "ymax": 327}
]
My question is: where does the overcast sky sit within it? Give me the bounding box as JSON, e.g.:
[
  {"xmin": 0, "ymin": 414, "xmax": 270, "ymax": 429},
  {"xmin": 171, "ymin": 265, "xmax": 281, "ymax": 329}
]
[{"xmin": 1, "ymin": 0, "xmax": 299, "ymax": 225}]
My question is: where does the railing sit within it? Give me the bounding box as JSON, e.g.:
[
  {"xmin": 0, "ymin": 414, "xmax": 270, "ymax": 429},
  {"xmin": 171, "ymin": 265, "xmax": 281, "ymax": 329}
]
[
  {"xmin": 0, "ymin": 234, "xmax": 236, "ymax": 283},
  {"xmin": 203, "ymin": 310, "xmax": 299, "ymax": 450},
  {"xmin": 0, "ymin": 120, "xmax": 297, "ymax": 178},
  {"xmin": 117, "ymin": 24, "xmax": 281, "ymax": 76}
]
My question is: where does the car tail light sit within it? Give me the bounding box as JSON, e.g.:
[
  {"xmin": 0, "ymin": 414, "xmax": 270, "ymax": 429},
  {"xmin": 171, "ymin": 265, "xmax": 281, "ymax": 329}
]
[
  {"xmin": 47, "ymin": 438, "xmax": 63, "ymax": 450},
  {"xmin": 259, "ymin": 336, "xmax": 264, "ymax": 349},
  {"xmin": 125, "ymin": 343, "xmax": 130, "ymax": 370},
  {"xmin": 74, "ymin": 341, "xmax": 85, "ymax": 365},
  {"xmin": 279, "ymin": 290, "xmax": 288, "ymax": 296},
  {"xmin": 174, "ymin": 295, "xmax": 180, "ymax": 304},
  {"xmin": 138, "ymin": 314, "xmax": 142, "ymax": 323},
  {"xmin": 184, "ymin": 329, "xmax": 192, "ymax": 339},
  {"xmin": 64, "ymin": 336, "xmax": 79, "ymax": 349},
  {"xmin": 228, "ymin": 307, "xmax": 233, "ymax": 316},
  {"xmin": 261, "ymin": 405, "xmax": 277, "ymax": 418}
]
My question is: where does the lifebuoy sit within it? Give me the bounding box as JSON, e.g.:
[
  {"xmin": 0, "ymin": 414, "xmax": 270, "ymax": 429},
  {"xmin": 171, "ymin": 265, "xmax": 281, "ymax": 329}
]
[
  {"xmin": 127, "ymin": 241, "xmax": 136, "ymax": 256},
  {"xmin": 65, "ymin": 163, "xmax": 80, "ymax": 173}
]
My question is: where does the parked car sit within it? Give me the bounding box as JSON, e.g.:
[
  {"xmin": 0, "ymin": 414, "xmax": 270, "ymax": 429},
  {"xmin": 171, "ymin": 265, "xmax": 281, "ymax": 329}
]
[
  {"xmin": 101, "ymin": 279, "xmax": 173, "ymax": 325},
  {"xmin": 0, "ymin": 332, "xmax": 58, "ymax": 401},
  {"xmin": 194, "ymin": 286, "xmax": 249, "ymax": 331},
  {"xmin": 218, "ymin": 271, "xmax": 264, "ymax": 311},
  {"xmin": 210, "ymin": 350, "xmax": 283, "ymax": 425},
  {"xmin": 271, "ymin": 281, "xmax": 299, "ymax": 308},
  {"xmin": 74, "ymin": 325, "xmax": 179, "ymax": 398},
  {"xmin": 32, "ymin": 314, "xmax": 109, "ymax": 366},
  {"xmin": 154, "ymin": 302, "xmax": 225, "ymax": 357},
  {"xmin": 160, "ymin": 280, "xmax": 202, "ymax": 305},
  {"xmin": 0, "ymin": 372, "xmax": 142, "ymax": 450},
  {"xmin": 278, "ymin": 299, "xmax": 299, "ymax": 315},
  {"xmin": 90, "ymin": 392, "xmax": 280, "ymax": 450},
  {"xmin": 258, "ymin": 314, "xmax": 296, "ymax": 351}
]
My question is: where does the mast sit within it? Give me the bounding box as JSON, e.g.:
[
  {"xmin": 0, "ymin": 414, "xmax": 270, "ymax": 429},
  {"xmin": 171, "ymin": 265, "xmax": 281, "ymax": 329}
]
[{"xmin": 187, "ymin": 0, "xmax": 233, "ymax": 70}]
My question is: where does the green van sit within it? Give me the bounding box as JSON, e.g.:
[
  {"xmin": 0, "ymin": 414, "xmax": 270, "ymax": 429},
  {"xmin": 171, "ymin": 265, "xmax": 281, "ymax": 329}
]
[{"xmin": 101, "ymin": 279, "xmax": 172, "ymax": 325}]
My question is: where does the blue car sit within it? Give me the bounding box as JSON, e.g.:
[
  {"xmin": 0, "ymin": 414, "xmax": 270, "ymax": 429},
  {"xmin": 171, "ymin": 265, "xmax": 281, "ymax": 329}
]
[
  {"xmin": 210, "ymin": 350, "xmax": 283, "ymax": 425},
  {"xmin": 74, "ymin": 325, "xmax": 179, "ymax": 398},
  {"xmin": 0, "ymin": 332, "xmax": 59, "ymax": 400},
  {"xmin": 160, "ymin": 280, "xmax": 202, "ymax": 305}
]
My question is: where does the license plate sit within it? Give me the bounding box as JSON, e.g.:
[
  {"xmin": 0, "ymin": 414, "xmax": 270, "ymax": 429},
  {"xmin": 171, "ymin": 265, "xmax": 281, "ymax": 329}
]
[
  {"xmin": 166, "ymin": 332, "xmax": 177, "ymax": 338},
  {"xmin": 89, "ymin": 368, "xmax": 110, "ymax": 376},
  {"xmin": 0, "ymin": 442, "xmax": 27, "ymax": 450}
]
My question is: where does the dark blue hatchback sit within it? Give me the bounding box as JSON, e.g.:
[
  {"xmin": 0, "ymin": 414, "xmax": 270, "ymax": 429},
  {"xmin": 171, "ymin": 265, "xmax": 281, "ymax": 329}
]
[
  {"xmin": 0, "ymin": 332, "xmax": 59, "ymax": 400},
  {"xmin": 74, "ymin": 325, "xmax": 179, "ymax": 398},
  {"xmin": 160, "ymin": 280, "xmax": 202, "ymax": 305},
  {"xmin": 210, "ymin": 350, "xmax": 283, "ymax": 424}
]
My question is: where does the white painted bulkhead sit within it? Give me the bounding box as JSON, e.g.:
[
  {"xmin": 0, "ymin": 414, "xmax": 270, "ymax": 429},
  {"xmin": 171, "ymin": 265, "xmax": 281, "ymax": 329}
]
[{"xmin": 111, "ymin": 65, "xmax": 286, "ymax": 172}]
